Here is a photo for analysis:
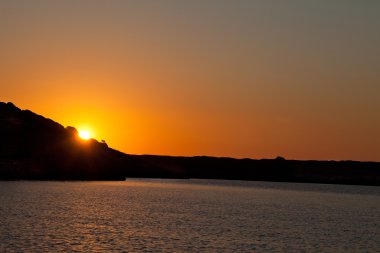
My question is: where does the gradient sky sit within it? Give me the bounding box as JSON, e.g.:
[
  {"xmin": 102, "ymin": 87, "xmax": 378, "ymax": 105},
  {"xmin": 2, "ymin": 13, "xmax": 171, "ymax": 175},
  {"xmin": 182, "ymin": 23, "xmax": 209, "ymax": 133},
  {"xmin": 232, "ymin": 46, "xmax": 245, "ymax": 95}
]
[{"xmin": 1, "ymin": 1, "xmax": 379, "ymax": 161}]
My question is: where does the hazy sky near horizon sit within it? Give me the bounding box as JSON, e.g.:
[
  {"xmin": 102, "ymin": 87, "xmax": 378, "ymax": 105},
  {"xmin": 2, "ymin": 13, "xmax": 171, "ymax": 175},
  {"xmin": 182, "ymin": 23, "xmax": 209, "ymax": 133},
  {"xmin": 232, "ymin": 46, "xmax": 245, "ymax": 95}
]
[{"xmin": 1, "ymin": 1, "xmax": 379, "ymax": 161}]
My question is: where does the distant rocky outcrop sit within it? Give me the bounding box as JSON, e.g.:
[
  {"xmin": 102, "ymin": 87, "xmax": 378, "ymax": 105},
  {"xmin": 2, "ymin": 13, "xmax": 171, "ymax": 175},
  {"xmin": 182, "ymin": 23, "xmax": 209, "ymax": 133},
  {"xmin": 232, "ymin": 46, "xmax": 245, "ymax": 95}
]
[
  {"xmin": 1, "ymin": 102, "xmax": 380, "ymax": 185},
  {"xmin": 0, "ymin": 102, "xmax": 124, "ymax": 179}
]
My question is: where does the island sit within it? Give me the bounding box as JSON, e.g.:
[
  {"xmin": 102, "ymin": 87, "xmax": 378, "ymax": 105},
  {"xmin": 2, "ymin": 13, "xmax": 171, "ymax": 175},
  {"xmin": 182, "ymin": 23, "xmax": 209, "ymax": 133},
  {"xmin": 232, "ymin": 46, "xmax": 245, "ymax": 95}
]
[{"xmin": 1, "ymin": 102, "xmax": 380, "ymax": 185}]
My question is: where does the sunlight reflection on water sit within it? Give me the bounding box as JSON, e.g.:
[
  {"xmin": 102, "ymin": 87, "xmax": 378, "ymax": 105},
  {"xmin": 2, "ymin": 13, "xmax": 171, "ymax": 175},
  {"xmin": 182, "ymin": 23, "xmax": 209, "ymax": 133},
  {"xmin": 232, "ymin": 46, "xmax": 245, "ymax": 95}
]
[{"xmin": 0, "ymin": 180, "xmax": 379, "ymax": 252}]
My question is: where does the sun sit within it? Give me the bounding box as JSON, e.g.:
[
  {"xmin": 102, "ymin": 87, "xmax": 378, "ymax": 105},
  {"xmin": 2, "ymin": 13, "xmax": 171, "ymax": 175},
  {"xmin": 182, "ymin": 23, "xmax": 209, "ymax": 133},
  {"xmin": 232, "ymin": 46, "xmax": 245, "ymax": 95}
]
[{"xmin": 79, "ymin": 130, "xmax": 91, "ymax": 140}]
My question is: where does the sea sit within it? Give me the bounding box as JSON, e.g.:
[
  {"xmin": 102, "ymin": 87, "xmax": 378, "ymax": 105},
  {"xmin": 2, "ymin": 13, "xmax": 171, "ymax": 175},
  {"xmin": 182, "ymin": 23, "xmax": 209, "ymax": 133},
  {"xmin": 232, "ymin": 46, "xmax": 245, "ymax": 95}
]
[{"xmin": 0, "ymin": 179, "xmax": 379, "ymax": 252}]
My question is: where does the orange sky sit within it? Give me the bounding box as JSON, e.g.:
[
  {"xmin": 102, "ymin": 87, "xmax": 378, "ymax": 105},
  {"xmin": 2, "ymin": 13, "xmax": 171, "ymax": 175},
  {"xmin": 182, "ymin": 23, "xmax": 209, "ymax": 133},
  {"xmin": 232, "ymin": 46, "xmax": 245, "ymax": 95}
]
[{"xmin": 1, "ymin": 1, "xmax": 379, "ymax": 161}]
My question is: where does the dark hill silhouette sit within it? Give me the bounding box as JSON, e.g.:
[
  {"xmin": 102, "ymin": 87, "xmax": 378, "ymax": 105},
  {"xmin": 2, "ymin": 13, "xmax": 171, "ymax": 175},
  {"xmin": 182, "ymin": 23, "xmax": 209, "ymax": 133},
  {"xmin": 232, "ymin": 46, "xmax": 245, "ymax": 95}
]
[{"xmin": 1, "ymin": 102, "xmax": 380, "ymax": 185}]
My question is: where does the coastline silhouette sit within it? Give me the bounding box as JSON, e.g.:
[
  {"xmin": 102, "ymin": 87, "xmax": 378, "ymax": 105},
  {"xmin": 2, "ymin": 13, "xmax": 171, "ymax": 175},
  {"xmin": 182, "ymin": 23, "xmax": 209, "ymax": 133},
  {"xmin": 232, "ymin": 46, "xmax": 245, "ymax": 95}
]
[{"xmin": 1, "ymin": 102, "xmax": 380, "ymax": 185}]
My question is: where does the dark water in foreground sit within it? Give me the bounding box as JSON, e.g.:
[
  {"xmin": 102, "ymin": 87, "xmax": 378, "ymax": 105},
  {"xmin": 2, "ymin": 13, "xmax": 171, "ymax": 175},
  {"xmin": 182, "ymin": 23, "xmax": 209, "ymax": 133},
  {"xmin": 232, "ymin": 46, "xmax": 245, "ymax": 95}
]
[{"xmin": 0, "ymin": 180, "xmax": 379, "ymax": 252}]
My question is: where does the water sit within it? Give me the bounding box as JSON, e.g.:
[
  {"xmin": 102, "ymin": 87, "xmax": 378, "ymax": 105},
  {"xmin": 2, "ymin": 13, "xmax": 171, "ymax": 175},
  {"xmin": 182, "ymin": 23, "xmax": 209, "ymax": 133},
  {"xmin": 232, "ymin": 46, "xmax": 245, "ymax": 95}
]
[{"xmin": 0, "ymin": 180, "xmax": 379, "ymax": 252}]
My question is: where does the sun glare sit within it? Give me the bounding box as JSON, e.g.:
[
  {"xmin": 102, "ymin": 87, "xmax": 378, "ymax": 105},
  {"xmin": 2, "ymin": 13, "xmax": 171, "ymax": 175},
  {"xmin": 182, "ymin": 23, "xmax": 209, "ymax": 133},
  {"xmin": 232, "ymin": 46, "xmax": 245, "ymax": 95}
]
[{"xmin": 79, "ymin": 130, "xmax": 91, "ymax": 140}]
